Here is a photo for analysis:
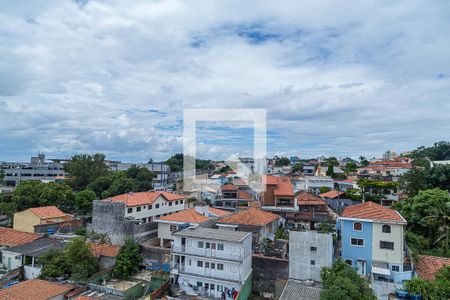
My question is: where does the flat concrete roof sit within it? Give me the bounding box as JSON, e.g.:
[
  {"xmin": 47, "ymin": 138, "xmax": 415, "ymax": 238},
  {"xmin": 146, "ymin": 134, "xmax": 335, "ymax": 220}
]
[{"xmin": 173, "ymin": 227, "xmax": 250, "ymax": 243}]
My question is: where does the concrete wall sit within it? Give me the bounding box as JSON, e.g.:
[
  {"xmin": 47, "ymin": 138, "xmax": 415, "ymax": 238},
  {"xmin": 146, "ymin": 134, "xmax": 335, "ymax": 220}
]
[
  {"xmin": 340, "ymin": 219, "xmax": 373, "ymax": 275},
  {"xmin": 289, "ymin": 231, "xmax": 333, "ymax": 282},
  {"xmin": 252, "ymin": 254, "xmax": 288, "ymax": 299},
  {"xmin": 13, "ymin": 210, "xmax": 41, "ymax": 233},
  {"xmin": 2, "ymin": 250, "xmax": 22, "ymax": 270},
  {"xmin": 89, "ymin": 201, "xmax": 127, "ymax": 245}
]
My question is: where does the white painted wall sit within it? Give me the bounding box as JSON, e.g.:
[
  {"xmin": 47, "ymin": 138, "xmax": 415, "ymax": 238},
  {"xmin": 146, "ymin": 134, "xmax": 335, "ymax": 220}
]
[
  {"xmin": 372, "ymin": 223, "xmax": 404, "ymax": 264},
  {"xmin": 2, "ymin": 251, "xmax": 22, "ymax": 270},
  {"xmin": 125, "ymin": 196, "xmax": 185, "ymax": 221}
]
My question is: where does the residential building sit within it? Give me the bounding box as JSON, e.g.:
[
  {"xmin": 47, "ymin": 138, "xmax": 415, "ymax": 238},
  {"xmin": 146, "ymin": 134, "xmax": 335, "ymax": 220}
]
[
  {"xmin": 315, "ymin": 166, "xmax": 345, "ymax": 177},
  {"xmin": 216, "ymin": 208, "xmax": 279, "ymax": 247},
  {"xmin": 156, "ymin": 206, "xmax": 230, "ymax": 247},
  {"xmin": 334, "ymin": 178, "xmax": 358, "ymax": 192},
  {"xmin": 319, "ymin": 190, "xmax": 357, "ymax": 213},
  {"xmin": 214, "ymin": 184, "xmax": 254, "ymax": 210},
  {"xmin": 357, "ymin": 161, "xmax": 411, "ymax": 181},
  {"xmin": 90, "ymin": 242, "xmax": 121, "ymax": 270},
  {"xmin": 0, "ymin": 279, "xmax": 75, "ymax": 300},
  {"xmin": 279, "ymin": 279, "xmax": 322, "ymax": 300},
  {"xmin": 261, "ymin": 175, "xmax": 295, "ymax": 210},
  {"xmin": 88, "ymin": 191, "xmax": 186, "ymax": 245},
  {"xmin": 414, "ymin": 255, "xmax": 450, "ymax": 280},
  {"xmin": 289, "ymin": 231, "xmax": 333, "ymax": 282},
  {"xmin": 337, "ymin": 202, "xmax": 412, "ymax": 284},
  {"xmin": 285, "ymin": 192, "xmax": 331, "ymax": 230},
  {"xmin": 2, "ymin": 237, "xmax": 68, "ymax": 279},
  {"xmin": 13, "ymin": 206, "xmax": 72, "ymax": 233},
  {"xmin": 108, "ymin": 161, "xmax": 172, "ymax": 187},
  {"xmin": 171, "ymin": 227, "xmax": 252, "ymax": 299},
  {"xmin": 292, "ymin": 176, "xmax": 334, "ymax": 194},
  {"xmin": 302, "ymin": 165, "xmax": 316, "ymax": 176},
  {"xmin": 0, "ymin": 153, "xmax": 65, "ymax": 188}
]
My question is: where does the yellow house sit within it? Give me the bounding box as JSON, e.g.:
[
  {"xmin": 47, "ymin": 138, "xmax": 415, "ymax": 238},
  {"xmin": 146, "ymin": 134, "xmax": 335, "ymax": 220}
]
[{"xmin": 13, "ymin": 206, "xmax": 69, "ymax": 233}]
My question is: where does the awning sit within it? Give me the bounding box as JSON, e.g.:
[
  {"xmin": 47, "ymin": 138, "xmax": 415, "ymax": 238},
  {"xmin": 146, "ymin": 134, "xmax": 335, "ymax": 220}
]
[{"xmin": 372, "ymin": 266, "xmax": 391, "ymax": 276}]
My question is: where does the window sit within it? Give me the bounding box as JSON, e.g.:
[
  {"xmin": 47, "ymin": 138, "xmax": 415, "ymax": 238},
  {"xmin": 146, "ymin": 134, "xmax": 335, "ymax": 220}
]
[
  {"xmin": 345, "ymin": 259, "xmax": 353, "ymax": 266},
  {"xmin": 180, "ymin": 200, "xmax": 184, "ymax": 204},
  {"xmin": 142, "ymin": 218, "xmax": 146, "ymax": 223},
  {"xmin": 169, "ymin": 202, "xmax": 173, "ymax": 206},
  {"xmin": 170, "ymin": 225, "xmax": 177, "ymax": 231},
  {"xmin": 205, "ymin": 283, "xmax": 209, "ymax": 290},
  {"xmin": 175, "ymin": 201, "xmax": 179, "ymax": 205},
  {"xmin": 156, "ymin": 204, "xmax": 160, "ymax": 209},
  {"xmin": 218, "ymin": 243, "xmax": 224, "ymax": 251},
  {"xmin": 382, "ymin": 224, "xmax": 391, "ymax": 233},
  {"xmin": 211, "ymin": 263, "xmax": 215, "ymax": 269},
  {"xmin": 217, "ymin": 263, "xmax": 224, "ymax": 270},
  {"xmin": 392, "ymin": 265, "xmax": 400, "ymax": 272},
  {"xmin": 351, "ymin": 238, "xmax": 364, "ymax": 246},
  {"xmin": 198, "ymin": 241, "xmax": 204, "ymax": 248},
  {"xmin": 197, "ymin": 281, "xmax": 202, "ymax": 287},
  {"xmin": 137, "ymin": 206, "xmax": 141, "ymax": 212},
  {"xmin": 197, "ymin": 261, "xmax": 203, "ymax": 267},
  {"xmin": 380, "ymin": 241, "xmax": 394, "ymax": 250},
  {"xmin": 211, "ymin": 243, "xmax": 216, "ymax": 249},
  {"xmin": 127, "ymin": 208, "xmax": 133, "ymax": 213},
  {"xmin": 148, "ymin": 205, "xmax": 152, "ymax": 210},
  {"xmin": 188, "ymin": 259, "xmax": 191, "ymax": 266},
  {"xmin": 210, "ymin": 284, "xmax": 215, "ymax": 291},
  {"xmin": 148, "ymin": 217, "xmax": 152, "ymax": 222},
  {"xmin": 206, "ymin": 242, "xmax": 210, "ymax": 249},
  {"xmin": 353, "ymin": 222, "xmax": 363, "ymax": 231},
  {"xmin": 205, "ymin": 262, "xmax": 209, "ymax": 268},
  {"xmin": 310, "ymin": 246, "xmax": 317, "ymax": 251},
  {"xmin": 310, "ymin": 260, "xmax": 315, "ymax": 265}
]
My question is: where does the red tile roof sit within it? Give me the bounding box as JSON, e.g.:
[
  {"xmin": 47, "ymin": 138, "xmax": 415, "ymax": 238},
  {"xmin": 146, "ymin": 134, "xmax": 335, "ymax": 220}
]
[
  {"xmin": 266, "ymin": 175, "xmax": 294, "ymax": 197},
  {"xmin": 320, "ymin": 190, "xmax": 345, "ymax": 199},
  {"xmin": 341, "ymin": 201, "xmax": 405, "ymax": 222},
  {"xmin": 0, "ymin": 227, "xmax": 42, "ymax": 247},
  {"xmin": 221, "ymin": 184, "xmax": 238, "ymax": 191},
  {"xmin": 109, "ymin": 191, "xmax": 185, "ymax": 207},
  {"xmin": 218, "ymin": 208, "xmax": 279, "ymax": 227},
  {"xmin": 0, "ymin": 279, "xmax": 74, "ymax": 300},
  {"xmin": 296, "ymin": 192, "xmax": 327, "ymax": 205},
  {"xmin": 74, "ymin": 296, "xmax": 97, "ymax": 300},
  {"xmin": 238, "ymin": 190, "xmax": 254, "ymax": 200},
  {"xmin": 158, "ymin": 209, "xmax": 209, "ymax": 223},
  {"xmin": 29, "ymin": 206, "xmax": 67, "ymax": 219},
  {"xmin": 415, "ymin": 255, "xmax": 450, "ymax": 280},
  {"xmin": 208, "ymin": 207, "xmax": 231, "ymax": 217},
  {"xmin": 90, "ymin": 242, "xmax": 121, "ymax": 258}
]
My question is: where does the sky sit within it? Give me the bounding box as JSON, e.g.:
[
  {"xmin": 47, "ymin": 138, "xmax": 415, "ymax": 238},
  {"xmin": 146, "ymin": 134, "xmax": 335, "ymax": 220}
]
[{"xmin": 0, "ymin": 0, "xmax": 450, "ymax": 162}]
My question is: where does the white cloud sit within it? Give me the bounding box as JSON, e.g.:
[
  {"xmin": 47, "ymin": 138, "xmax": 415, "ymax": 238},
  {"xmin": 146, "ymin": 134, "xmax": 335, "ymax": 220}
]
[{"xmin": 0, "ymin": 0, "xmax": 449, "ymax": 161}]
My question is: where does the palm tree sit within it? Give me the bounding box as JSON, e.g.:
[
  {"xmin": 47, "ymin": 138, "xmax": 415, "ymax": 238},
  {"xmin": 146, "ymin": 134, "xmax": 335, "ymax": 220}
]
[{"xmin": 423, "ymin": 200, "xmax": 449, "ymax": 256}]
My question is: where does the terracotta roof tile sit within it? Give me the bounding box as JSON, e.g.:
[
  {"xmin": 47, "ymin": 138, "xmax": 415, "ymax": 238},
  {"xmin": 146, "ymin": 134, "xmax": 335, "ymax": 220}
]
[
  {"xmin": 221, "ymin": 184, "xmax": 238, "ymax": 191},
  {"xmin": 341, "ymin": 201, "xmax": 405, "ymax": 222},
  {"xmin": 29, "ymin": 206, "xmax": 67, "ymax": 219},
  {"xmin": 218, "ymin": 208, "xmax": 279, "ymax": 227},
  {"xmin": 207, "ymin": 207, "xmax": 231, "ymax": 217},
  {"xmin": 415, "ymin": 255, "xmax": 450, "ymax": 280},
  {"xmin": 0, "ymin": 279, "xmax": 74, "ymax": 300},
  {"xmin": 296, "ymin": 192, "xmax": 327, "ymax": 205},
  {"xmin": 319, "ymin": 190, "xmax": 345, "ymax": 199},
  {"xmin": 90, "ymin": 242, "xmax": 121, "ymax": 258},
  {"xmin": 158, "ymin": 209, "xmax": 208, "ymax": 223},
  {"xmin": 0, "ymin": 227, "xmax": 42, "ymax": 247},
  {"xmin": 109, "ymin": 191, "xmax": 185, "ymax": 207},
  {"xmin": 238, "ymin": 190, "xmax": 254, "ymax": 200},
  {"xmin": 265, "ymin": 175, "xmax": 294, "ymax": 197}
]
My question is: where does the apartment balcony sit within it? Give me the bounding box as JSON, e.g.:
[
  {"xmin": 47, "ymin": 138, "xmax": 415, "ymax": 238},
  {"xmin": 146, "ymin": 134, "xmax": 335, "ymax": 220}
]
[
  {"xmin": 172, "ymin": 245, "xmax": 244, "ymax": 262},
  {"xmin": 171, "ymin": 263, "xmax": 243, "ymax": 283}
]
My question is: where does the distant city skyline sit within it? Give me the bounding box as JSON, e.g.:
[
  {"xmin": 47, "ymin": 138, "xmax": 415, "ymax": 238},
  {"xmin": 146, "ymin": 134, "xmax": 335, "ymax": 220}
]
[{"xmin": 1, "ymin": 1, "xmax": 449, "ymax": 162}]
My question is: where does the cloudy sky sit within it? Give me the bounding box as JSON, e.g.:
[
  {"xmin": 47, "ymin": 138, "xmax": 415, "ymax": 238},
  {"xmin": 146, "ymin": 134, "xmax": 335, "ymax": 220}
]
[{"xmin": 1, "ymin": 0, "xmax": 449, "ymax": 162}]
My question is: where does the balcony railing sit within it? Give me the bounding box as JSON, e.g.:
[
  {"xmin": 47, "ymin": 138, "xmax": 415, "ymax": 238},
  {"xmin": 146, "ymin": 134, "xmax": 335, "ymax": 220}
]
[{"xmin": 172, "ymin": 245, "xmax": 243, "ymax": 261}]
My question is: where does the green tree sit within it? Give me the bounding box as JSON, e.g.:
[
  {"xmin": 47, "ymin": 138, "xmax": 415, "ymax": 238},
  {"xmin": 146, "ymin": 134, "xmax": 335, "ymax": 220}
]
[
  {"xmin": 101, "ymin": 173, "xmax": 134, "ymax": 198},
  {"xmin": 64, "ymin": 153, "xmax": 109, "ymax": 190},
  {"xmin": 359, "ymin": 156, "xmax": 369, "ymax": 167},
  {"xmin": 166, "ymin": 153, "xmax": 184, "ymax": 172},
  {"xmin": 114, "ymin": 237, "xmax": 142, "ymax": 278},
  {"xmin": 88, "ymin": 176, "xmax": 114, "ymax": 197},
  {"xmin": 321, "ymin": 260, "xmax": 376, "ymax": 300},
  {"xmin": 357, "ymin": 178, "xmax": 398, "ymax": 203},
  {"xmin": 11, "ymin": 181, "xmax": 42, "ymax": 211},
  {"xmin": 275, "ymin": 157, "xmax": 290, "ymax": 167},
  {"xmin": 39, "ymin": 249, "xmax": 70, "ymax": 279},
  {"xmin": 65, "ymin": 237, "xmax": 98, "ymax": 282},
  {"xmin": 39, "ymin": 182, "xmax": 75, "ymax": 211},
  {"xmin": 343, "ymin": 162, "xmax": 357, "ymax": 173},
  {"xmin": 292, "ymin": 162, "xmax": 303, "ymax": 173},
  {"xmin": 326, "ymin": 164, "xmax": 334, "ymax": 177},
  {"xmin": 394, "ymin": 188, "xmax": 450, "ymax": 256},
  {"xmin": 325, "ymin": 157, "xmax": 339, "ymax": 167},
  {"xmin": 75, "ymin": 189, "xmax": 97, "ymax": 214},
  {"xmin": 319, "ymin": 187, "xmax": 331, "ymax": 194},
  {"xmin": 127, "ymin": 166, "xmax": 155, "ymax": 192}
]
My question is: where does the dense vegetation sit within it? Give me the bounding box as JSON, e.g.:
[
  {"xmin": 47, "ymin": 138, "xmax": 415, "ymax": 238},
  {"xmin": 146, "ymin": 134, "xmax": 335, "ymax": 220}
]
[
  {"xmin": 404, "ymin": 266, "xmax": 450, "ymax": 299},
  {"xmin": 165, "ymin": 153, "xmax": 212, "ymax": 172},
  {"xmin": 320, "ymin": 260, "xmax": 376, "ymax": 300},
  {"xmin": 114, "ymin": 237, "xmax": 143, "ymax": 278}
]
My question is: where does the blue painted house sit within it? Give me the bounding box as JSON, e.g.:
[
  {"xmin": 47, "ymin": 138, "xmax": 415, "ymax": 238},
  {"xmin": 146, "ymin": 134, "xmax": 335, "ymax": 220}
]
[{"xmin": 337, "ymin": 201, "xmax": 413, "ymax": 283}]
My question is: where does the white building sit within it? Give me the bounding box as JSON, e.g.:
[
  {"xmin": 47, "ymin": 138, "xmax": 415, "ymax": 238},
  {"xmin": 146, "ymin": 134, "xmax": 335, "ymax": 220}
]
[
  {"xmin": 109, "ymin": 191, "xmax": 186, "ymax": 223},
  {"xmin": 171, "ymin": 228, "xmax": 252, "ymax": 299},
  {"xmin": 292, "ymin": 176, "xmax": 334, "ymax": 194}
]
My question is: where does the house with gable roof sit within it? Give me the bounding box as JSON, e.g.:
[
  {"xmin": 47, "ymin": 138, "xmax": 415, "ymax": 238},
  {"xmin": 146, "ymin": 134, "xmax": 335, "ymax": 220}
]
[
  {"xmin": 337, "ymin": 201, "xmax": 413, "ymax": 284},
  {"xmin": 13, "ymin": 206, "xmax": 73, "ymax": 233}
]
